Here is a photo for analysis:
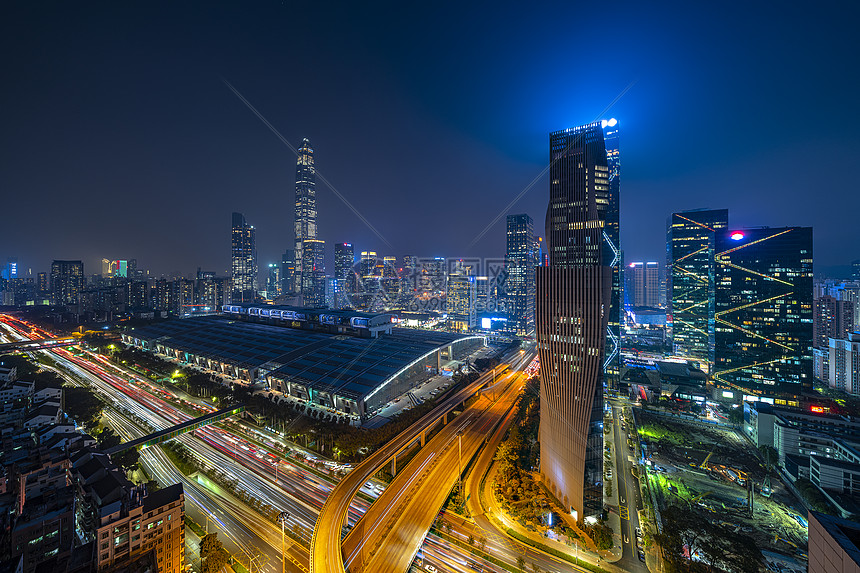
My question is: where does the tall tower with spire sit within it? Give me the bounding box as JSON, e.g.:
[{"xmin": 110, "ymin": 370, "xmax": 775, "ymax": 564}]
[{"xmin": 294, "ymin": 138, "xmax": 317, "ymax": 302}]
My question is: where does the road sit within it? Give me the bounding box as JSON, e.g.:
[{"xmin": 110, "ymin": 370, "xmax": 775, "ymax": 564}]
[
  {"xmin": 310, "ymin": 351, "xmax": 531, "ymax": 573},
  {"xmin": 341, "ymin": 367, "xmax": 524, "ymax": 572},
  {"xmin": 610, "ymin": 399, "xmax": 648, "ymax": 572},
  {"xmin": 1, "ymin": 316, "xmax": 523, "ymax": 573}
]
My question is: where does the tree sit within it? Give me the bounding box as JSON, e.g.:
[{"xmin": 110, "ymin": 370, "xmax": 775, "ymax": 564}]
[
  {"xmin": 516, "ymin": 555, "xmax": 525, "ymax": 571},
  {"xmin": 728, "ymin": 407, "xmax": 744, "ymax": 427},
  {"xmin": 200, "ymin": 533, "xmax": 229, "ymax": 573},
  {"xmin": 63, "ymin": 386, "xmax": 104, "ymax": 430}
]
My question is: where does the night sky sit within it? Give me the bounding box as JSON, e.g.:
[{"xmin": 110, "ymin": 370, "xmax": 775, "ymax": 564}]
[{"xmin": 2, "ymin": 1, "xmax": 859, "ymax": 278}]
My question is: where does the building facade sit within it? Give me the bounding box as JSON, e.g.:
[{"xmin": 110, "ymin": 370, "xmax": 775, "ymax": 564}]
[
  {"xmin": 537, "ymin": 121, "xmax": 612, "ymax": 520},
  {"xmin": 301, "ymin": 239, "xmax": 326, "ymax": 307},
  {"xmin": 667, "ymin": 209, "xmax": 729, "ymax": 370},
  {"xmin": 713, "ymin": 226, "xmax": 813, "ymax": 401},
  {"xmin": 50, "ymin": 260, "xmax": 84, "ymax": 307},
  {"xmin": 230, "ymin": 212, "xmax": 257, "ymax": 303},
  {"xmin": 627, "ymin": 261, "xmax": 659, "ymax": 308},
  {"xmin": 815, "ymin": 295, "xmax": 855, "ymax": 349},
  {"xmin": 505, "ymin": 214, "xmax": 536, "ymax": 336},
  {"xmin": 294, "ymin": 138, "xmax": 317, "ymax": 300},
  {"xmin": 830, "ymin": 332, "xmax": 860, "ymax": 395}
]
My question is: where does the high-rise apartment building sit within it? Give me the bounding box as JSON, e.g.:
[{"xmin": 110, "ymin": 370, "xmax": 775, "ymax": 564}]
[
  {"xmin": 627, "ymin": 261, "xmax": 659, "ymax": 308},
  {"xmin": 537, "ymin": 121, "xmax": 613, "ymax": 520},
  {"xmin": 667, "ymin": 209, "xmax": 729, "ymax": 370},
  {"xmin": 714, "ymin": 226, "xmax": 813, "ymax": 402},
  {"xmin": 829, "ymin": 332, "xmax": 860, "ymax": 396},
  {"xmin": 505, "ymin": 214, "xmax": 535, "ymax": 335},
  {"xmin": 301, "ymin": 239, "xmax": 326, "ymax": 307},
  {"xmin": 814, "ymin": 295, "xmax": 854, "ymax": 349},
  {"xmin": 50, "ymin": 260, "xmax": 84, "ymax": 306},
  {"xmin": 231, "ymin": 212, "xmax": 257, "ymax": 303},
  {"xmin": 295, "ymin": 138, "xmax": 317, "ymax": 299}
]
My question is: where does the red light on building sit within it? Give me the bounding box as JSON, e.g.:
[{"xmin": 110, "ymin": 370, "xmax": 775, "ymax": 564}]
[{"xmin": 810, "ymin": 405, "xmax": 824, "ymax": 413}]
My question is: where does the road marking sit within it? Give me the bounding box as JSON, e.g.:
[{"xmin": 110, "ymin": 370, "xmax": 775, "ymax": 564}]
[{"xmin": 621, "ymin": 506, "xmax": 629, "ymax": 520}]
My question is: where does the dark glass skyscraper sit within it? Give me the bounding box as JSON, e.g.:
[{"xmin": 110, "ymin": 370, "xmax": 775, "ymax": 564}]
[
  {"xmin": 294, "ymin": 138, "xmax": 317, "ymax": 303},
  {"xmin": 537, "ymin": 122, "xmax": 612, "ymax": 520},
  {"xmin": 280, "ymin": 249, "xmax": 296, "ymax": 295},
  {"xmin": 667, "ymin": 209, "xmax": 729, "ymax": 370},
  {"xmin": 301, "ymin": 239, "xmax": 326, "ymax": 307},
  {"xmin": 714, "ymin": 226, "xmax": 813, "ymax": 401},
  {"xmin": 231, "ymin": 212, "xmax": 257, "ymax": 303},
  {"xmin": 505, "ymin": 214, "xmax": 535, "ymax": 335}
]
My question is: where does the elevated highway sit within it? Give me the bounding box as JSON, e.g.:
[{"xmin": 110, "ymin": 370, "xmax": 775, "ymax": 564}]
[
  {"xmin": 0, "ymin": 337, "xmax": 78, "ymax": 352},
  {"xmin": 310, "ymin": 350, "xmax": 532, "ymax": 573}
]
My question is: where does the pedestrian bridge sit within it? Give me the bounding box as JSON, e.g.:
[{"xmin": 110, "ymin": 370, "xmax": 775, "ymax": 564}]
[{"xmin": 105, "ymin": 405, "xmax": 245, "ymax": 455}]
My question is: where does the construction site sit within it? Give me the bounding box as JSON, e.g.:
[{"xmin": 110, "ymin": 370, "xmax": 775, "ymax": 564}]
[{"xmin": 635, "ymin": 409, "xmax": 809, "ymax": 565}]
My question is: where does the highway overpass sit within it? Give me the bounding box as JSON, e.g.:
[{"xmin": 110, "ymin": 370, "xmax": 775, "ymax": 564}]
[{"xmin": 311, "ymin": 350, "xmax": 533, "ymax": 573}]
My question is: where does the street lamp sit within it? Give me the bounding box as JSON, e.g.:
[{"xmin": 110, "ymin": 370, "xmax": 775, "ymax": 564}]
[{"xmin": 278, "ymin": 511, "xmax": 291, "ymax": 573}]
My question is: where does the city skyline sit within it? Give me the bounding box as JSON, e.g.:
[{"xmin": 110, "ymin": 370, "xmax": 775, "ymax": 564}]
[{"xmin": 3, "ymin": 3, "xmax": 860, "ymax": 277}]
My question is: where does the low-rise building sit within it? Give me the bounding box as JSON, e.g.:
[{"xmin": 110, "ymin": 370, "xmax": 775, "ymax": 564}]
[{"xmin": 808, "ymin": 511, "xmax": 860, "ymax": 572}]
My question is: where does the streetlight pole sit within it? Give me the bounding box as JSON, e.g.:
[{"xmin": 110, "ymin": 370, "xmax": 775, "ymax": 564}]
[{"xmin": 278, "ymin": 511, "xmax": 290, "ymax": 573}]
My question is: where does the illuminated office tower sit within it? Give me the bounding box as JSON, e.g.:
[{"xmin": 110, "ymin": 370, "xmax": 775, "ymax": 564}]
[
  {"xmin": 667, "ymin": 209, "xmax": 728, "ymax": 369},
  {"xmin": 382, "ymin": 256, "xmax": 399, "ymax": 302},
  {"xmin": 713, "ymin": 226, "xmax": 813, "ymax": 402},
  {"xmin": 505, "ymin": 214, "xmax": 535, "ymax": 335},
  {"xmin": 50, "ymin": 260, "xmax": 84, "ymax": 306},
  {"xmin": 335, "ymin": 243, "xmax": 355, "ymax": 283},
  {"xmin": 301, "ymin": 239, "xmax": 326, "ymax": 307},
  {"xmin": 447, "ymin": 271, "xmax": 476, "ymax": 330},
  {"xmin": 266, "ymin": 263, "xmax": 281, "ymax": 299},
  {"xmin": 295, "ymin": 138, "xmax": 317, "ymax": 296},
  {"xmin": 536, "ymin": 121, "xmax": 612, "ymax": 519},
  {"xmin": 231, "ymin": 212, "xmax": 257, "ymax": 303}
]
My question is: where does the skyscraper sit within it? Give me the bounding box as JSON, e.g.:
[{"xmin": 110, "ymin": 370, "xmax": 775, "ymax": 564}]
[
  {"xmin": 537, "ymin": 121, "xmax": 613, "ymax": 520},
  {"xmin": 505, "ymin": 214, "xmax": 536, "ymax": 335},
  {"xmin": 266, "ymin": 263, "xmax": 281, "ymax": 299},
  {"xmin": 667, "ymin": 209, "xmax": 729, "ymax": 370},
  {"xmin": 231, "ymin": 212, "xmax": 257, "ymax": 303},
  {"xmin": 295, "ymin": 138, "xmax": 317, "ymax": 299},
  {"xmin": 50, "ymin": 260, "xmax": 84, "ymax": 306},
  {"xmin": 714, "ymin": 226, "xmax": 813, "ymax": 402},
  {"xmin": 301, "ymin": 239, "xmax": 326, "ymax": 307}
]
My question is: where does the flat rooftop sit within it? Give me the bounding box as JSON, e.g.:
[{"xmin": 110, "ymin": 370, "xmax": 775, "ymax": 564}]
[{"xmin": 126, "ymin": 316, "xmax": 481, "ymax": 400}]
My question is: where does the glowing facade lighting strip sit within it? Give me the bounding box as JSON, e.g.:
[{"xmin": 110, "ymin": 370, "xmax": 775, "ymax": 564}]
[
  {"xmin": 716, "ymin": 228, "xmax": 793, "ymax": 258},
  {"xmin": 675, "ymin": 213, "xmax": 716, "ymax": 233}
]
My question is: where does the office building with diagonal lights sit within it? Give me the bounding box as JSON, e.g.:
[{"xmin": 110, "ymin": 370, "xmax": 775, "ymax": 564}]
[
  {"xmin": 667, "ymin": 209, "xmax": 728, "ymax": 371},
  {"xmin": 713, "ymin": 226, "xmax": 813, "ymax": 403},
  {"xmin": 536, "ymin": 121, "xmax": 615, "ymax": 519}
]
